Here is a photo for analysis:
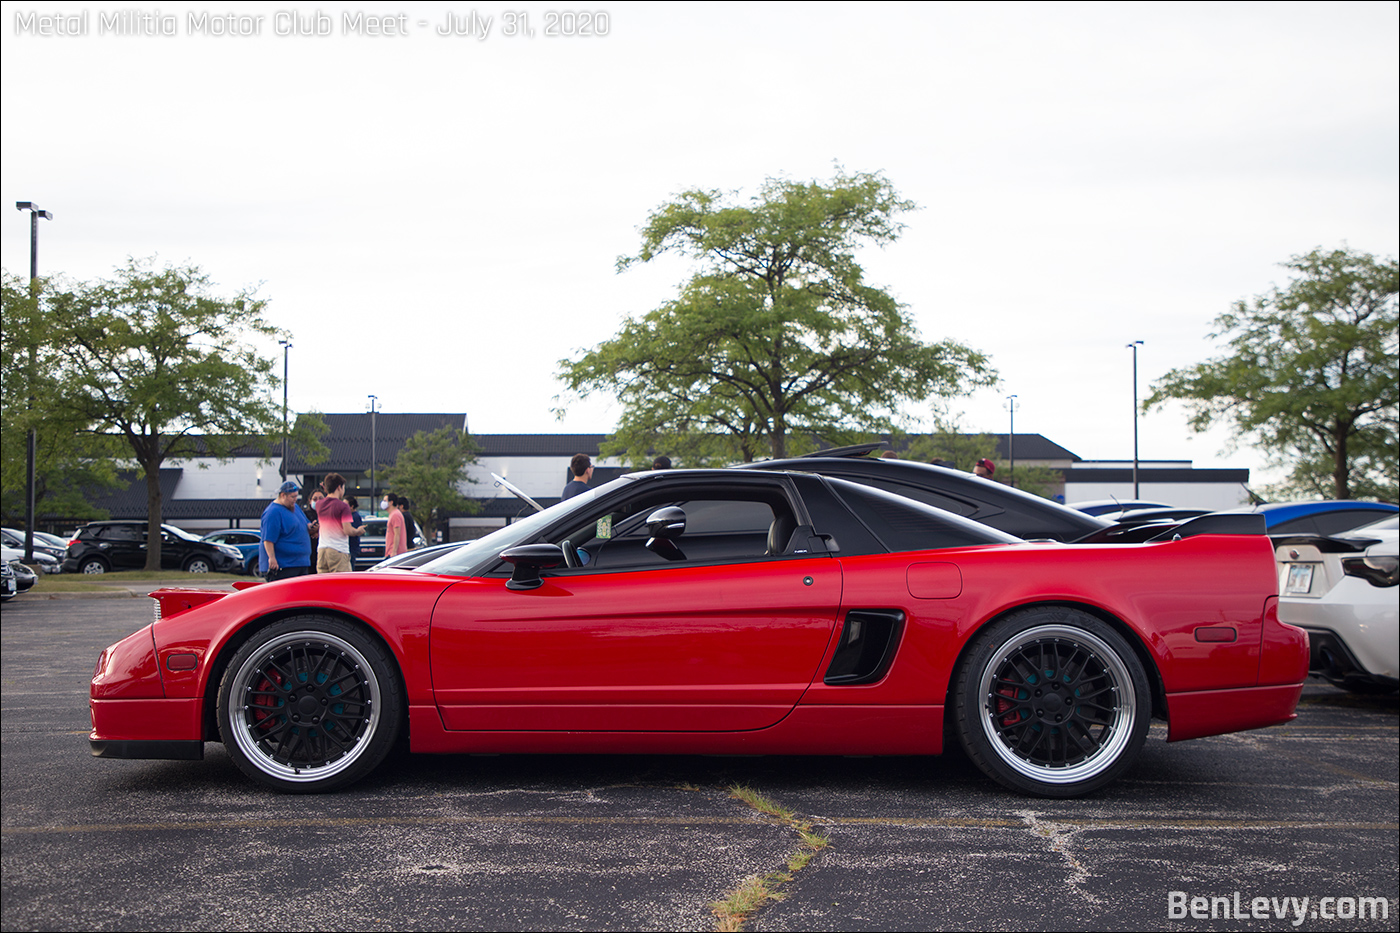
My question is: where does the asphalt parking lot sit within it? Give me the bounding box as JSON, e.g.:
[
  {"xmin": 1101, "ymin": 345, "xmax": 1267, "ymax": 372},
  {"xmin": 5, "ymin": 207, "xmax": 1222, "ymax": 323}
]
[{"xmin": 2, "ymin": 591, "xmax": 1396, "ymax": 932}]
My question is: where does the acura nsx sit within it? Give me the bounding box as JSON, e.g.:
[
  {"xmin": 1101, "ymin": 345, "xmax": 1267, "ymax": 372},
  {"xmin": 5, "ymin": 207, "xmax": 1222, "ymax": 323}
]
[{"xmin": 90, "ymin": 469, "xmax": 1308, "ymax": 797}]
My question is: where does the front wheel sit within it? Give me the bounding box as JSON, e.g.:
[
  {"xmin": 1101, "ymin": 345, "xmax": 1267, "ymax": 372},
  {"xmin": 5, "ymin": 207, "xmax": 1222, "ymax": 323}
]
[
  {"xmin": 217, "ymin": 617, "xmax": 403, "ymax": 792},
  {"xmin": 184, "ymin": 556, "xmax": 213, "ymax": 574},
  {"xmin": 954, "ymin": 607, "xmax": 1151, "ymax": 797}
]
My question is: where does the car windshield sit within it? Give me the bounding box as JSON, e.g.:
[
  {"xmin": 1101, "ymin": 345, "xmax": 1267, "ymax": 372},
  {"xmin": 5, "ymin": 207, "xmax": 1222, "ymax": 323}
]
[{"xmin": 418, "ymin": 476, "xmax": 635, "ymax": 577}]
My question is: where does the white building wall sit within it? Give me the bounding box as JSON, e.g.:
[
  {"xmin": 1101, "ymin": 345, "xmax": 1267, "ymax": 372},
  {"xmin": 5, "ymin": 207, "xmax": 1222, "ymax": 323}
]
[
  {"xmin": 162, "ymin": 457, "xmax": 277, "ymax": 499},
  {"xmin": 464, "ymin": 454, "xmax": 626, "ymax": 501},
  {"xmin": 1063, "ymin": 481, "xmax": 1252, "ymax": 511}
]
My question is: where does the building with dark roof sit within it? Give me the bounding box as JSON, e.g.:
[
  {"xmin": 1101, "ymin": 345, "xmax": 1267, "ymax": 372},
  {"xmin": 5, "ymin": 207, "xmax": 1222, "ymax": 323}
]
[{"xmin": 54, "ymin": 416, "xmax": 1251, "ymax": 539}]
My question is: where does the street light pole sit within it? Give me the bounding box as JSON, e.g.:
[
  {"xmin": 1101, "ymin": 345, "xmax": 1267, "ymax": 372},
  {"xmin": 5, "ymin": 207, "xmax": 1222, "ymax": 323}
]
[
  {"xmin": 15, "ymin": 202, "xmax": 53, "ymax": 563},
  {"xmin": 367, "ymin": 394, "xmax": 380, "ymax": 510},
  {"xmin": 1005, "ymin": 395, "xmax": 1019, "ymax": 488},
  {"xmin": 1127, "ymin": 340, "xmax": 1144, "ymax": 498},
  {"xmin": 279, "ymin": 340, "xmax": 292, "ymax": 480}
]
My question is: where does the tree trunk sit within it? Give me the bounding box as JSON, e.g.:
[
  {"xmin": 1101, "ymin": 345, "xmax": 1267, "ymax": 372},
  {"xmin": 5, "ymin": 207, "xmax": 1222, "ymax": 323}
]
[
  {"xmin": 1332, "ymin": 426, "xmax": 1350, "ymax": 500},
  {"xmin": 145, "ymin": 466, "xmax": 163, "ymax": 571}
]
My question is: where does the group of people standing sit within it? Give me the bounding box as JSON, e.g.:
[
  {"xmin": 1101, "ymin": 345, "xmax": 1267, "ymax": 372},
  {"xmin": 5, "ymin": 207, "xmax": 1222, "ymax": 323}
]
[{"xmin": 258, "ymin": 472, "xmax": 417, "ymax": 581}]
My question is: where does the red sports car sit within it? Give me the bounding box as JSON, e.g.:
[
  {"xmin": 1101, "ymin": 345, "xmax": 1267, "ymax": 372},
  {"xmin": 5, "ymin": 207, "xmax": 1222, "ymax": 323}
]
[{"xmin": 90, "ymin": 469, "xmax": 1308, "ymax": 797}]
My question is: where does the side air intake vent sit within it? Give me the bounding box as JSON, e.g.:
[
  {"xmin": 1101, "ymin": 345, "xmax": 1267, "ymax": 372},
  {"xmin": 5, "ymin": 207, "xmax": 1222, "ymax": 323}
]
[{"xmin": 824, "ymin": 609, "xmax": 905, "ymax": 685}]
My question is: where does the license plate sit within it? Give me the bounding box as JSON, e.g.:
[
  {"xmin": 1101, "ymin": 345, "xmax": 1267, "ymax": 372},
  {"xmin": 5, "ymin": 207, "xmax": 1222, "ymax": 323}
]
[{"xmin": 1284, "ymin": 563, "xmax": 1316, "ymax": 595}]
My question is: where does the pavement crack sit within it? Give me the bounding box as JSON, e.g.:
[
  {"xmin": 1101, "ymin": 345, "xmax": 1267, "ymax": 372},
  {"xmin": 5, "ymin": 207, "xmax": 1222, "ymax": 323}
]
[
  {"xmin": 709, "ymin": 785, "xmax": 830, "ymax": 932},
  {"xmin": 1016, "ymin": 809, "xmax": 1101, "ymax": 906}
]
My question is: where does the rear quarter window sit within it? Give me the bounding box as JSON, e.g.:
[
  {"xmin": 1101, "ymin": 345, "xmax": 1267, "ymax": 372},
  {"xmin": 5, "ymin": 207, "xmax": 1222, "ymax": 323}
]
[{"xmin": 826, "ymin": 480, "xmax": 1020, "ymax": 552}]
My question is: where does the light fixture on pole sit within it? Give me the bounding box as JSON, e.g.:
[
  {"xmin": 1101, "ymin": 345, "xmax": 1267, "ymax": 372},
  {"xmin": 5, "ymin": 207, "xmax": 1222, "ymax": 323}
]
[
  {"xmin": 1005, "ymin": 395, "xmax": 1019, "ymax": 488},
  {"xmin": 1127, "ymin": 340, "xmax": 1144, "ymax": 497},
  {"xmin": 279, "ymin": 340, "xmax": 292, "ymax": 480},
  {"xmin": 15, "ymin": 201, "xmax": 53, "ymax": 564},
  {"xmin": 367, "ymin": 394, "xmax": 380, "ymax": 509}
]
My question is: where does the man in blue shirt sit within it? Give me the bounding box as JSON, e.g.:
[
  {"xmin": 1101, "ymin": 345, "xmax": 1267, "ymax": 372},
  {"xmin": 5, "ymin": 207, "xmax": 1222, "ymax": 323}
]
[{"xmin": 260, "ymin": 480, "xmax": 314, "ymax": 581}]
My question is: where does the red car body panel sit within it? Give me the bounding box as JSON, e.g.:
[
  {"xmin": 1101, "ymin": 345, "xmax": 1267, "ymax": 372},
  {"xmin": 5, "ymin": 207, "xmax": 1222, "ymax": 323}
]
[{"xmin": 91, "ymin": 533, "xmax": 1304, "ymax": 760}]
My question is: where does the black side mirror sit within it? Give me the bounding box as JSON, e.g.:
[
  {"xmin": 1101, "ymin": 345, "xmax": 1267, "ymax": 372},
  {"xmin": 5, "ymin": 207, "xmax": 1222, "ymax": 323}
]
[
  {"xmin": 501, "ymin": 543, "xmax": 565, "ymax": 590},
  {"xmin": 644, "ymin": 506, "xmax": 687, "ymax": 562}
]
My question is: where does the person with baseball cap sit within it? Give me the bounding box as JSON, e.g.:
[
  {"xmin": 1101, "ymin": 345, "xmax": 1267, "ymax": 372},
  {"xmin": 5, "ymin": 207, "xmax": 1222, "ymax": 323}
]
[{"xmin": 260, "ymin": 480, "xmax": 314, "ymax": 581}]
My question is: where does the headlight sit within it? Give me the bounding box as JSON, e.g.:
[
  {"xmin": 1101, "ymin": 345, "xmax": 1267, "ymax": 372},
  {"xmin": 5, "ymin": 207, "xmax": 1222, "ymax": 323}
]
[{"xmin": 218, "ymin": 545, "xmax": 242, "ymax": 558}]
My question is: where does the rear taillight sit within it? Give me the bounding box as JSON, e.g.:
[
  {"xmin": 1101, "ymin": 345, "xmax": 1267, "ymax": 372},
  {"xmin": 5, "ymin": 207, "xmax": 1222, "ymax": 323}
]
[{"xmin": 1343, "ymin": 555, "xmax": 1399, "ymax": 587}]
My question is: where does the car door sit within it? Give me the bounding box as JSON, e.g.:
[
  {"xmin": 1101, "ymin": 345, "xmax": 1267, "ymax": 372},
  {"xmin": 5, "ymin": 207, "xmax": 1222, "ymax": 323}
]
[
  {"xmin": 430, "ymin": 483, "xmax": 843, "ymax": 732},
  {"xmin": 100, "ymin": 524, "xmax": 147, "ymax": 569}
]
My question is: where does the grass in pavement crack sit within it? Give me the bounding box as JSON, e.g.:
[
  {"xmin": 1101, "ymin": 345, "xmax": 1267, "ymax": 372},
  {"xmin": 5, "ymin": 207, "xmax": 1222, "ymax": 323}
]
[{"xmin": 710, "ymin": 785, "xmax": 830, "ymax": 932}]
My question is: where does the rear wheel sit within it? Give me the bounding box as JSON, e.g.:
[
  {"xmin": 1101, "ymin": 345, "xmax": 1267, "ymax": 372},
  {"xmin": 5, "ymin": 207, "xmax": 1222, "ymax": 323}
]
[
  {"xmin": 954, "ymin": 607, "xmax": 1151, "ymax": 797},
  {"xmin": 217, "ymin": 616, "xmax": 403, "ymax": 792},
  {"xmin": 79, "ymin": 557, "xmax": 108, "ymax": 575}
]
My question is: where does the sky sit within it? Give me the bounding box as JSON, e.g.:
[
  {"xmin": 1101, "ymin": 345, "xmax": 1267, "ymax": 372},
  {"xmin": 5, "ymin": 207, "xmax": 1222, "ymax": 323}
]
[{"xmin": 3, "ymin": 1, "xmax": 1397, "ymax": 481}]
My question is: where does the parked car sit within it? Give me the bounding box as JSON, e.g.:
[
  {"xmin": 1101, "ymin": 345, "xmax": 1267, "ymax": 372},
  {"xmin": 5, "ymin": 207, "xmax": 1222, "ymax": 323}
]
[
  {"xmin": 1092, "ymin": 507, "xmax": 1212, "ymax": 526},
  {"xmin": 354, "ymin": 516, "xmax": 424, "ymax": 570},
  {"xmin": 1, "ymin": 546, "xmax": 40, "ymax": 593},
  {"xmin": 1274, "ymin": 515, "xmax": 1398, "ymax": 693},
  {"xmin": 201, "ymin": 530, "xmax": 263, "ymax": 575},
  {"xmin": 1236, "ymin": 500, "xmax": 1398, "ymax": 536},
  {"xmin": 743, "ymin": 446, "xmax": 1115, "ymax": 541},
  {"xmin": 1, "ymin": 559, "xmax": 16, "ymax": 601},
  {"xmin": 92, "ymin": 468, "xmax": 1307, "ymax": 798},
  {"xmin": 1068, "ymin": 499, "xmax": 1173, "ymax": 516},
  {"xmin": 367, "ymin": 539, "xmax": 461, "ymax": 571},
  {"xmin": 62, "ymin": 521, "xmax": 242, "ymax": 574},
  {"xmin": 1, "ymin": 527, "xmax": 69, "ymax": 567}
]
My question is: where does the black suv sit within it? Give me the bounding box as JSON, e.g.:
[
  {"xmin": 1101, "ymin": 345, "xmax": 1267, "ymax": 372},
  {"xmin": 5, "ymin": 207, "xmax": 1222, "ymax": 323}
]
[{"xmin": 62, "ymin": 522, "xmax": 242, "ymax": 574}]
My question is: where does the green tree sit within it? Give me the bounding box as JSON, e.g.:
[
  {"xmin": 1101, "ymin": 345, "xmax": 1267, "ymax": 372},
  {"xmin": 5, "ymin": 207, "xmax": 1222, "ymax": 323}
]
[
  {"xmin": 895, "ymin": 410, "xmax": 1064, "ymax": 500},
  {"xmin": 379, "ymin": 426, "xmax": 480, "ymax": 543},
  {"xmin": 45, "ymin": 259, "xmax": 287, "ymax": 570},
  {"xmin": 1147, "ymin": 248, "xmax": 1397, "ymax": 501},
  {"xmin": 897, "ymin": 406, "xmax": 1000, "ymax": 471},
  {"xmin": 2, "ymin": 272, "xmax": 123, "ymax": 525},
  {"xmin": 559, "ymin": 170, "xmax": 997, "ymax": 463}
]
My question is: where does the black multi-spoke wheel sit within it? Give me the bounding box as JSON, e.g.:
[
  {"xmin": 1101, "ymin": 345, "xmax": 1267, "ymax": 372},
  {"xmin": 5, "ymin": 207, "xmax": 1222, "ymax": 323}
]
[
  {"xmin": 218, "ymin": 617, "xmax": 402, "ymax": 792},
  {"xmin": 955, "ymin": 608, "xmax": 1151, "ymax": 797}
]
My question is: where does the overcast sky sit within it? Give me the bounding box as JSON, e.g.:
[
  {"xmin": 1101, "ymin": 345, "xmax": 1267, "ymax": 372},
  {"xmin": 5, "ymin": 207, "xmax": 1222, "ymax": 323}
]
[{"xmin": 4, "ymin": 1, "xmax": 1396, "ymax": 478}]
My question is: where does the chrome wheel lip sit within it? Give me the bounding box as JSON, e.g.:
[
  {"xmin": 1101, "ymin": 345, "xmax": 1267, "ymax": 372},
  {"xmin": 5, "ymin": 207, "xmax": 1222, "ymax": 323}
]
[
  {"xmin": 226, "ymin": 630, "xmax": 382, "ymax": 784},
  {"xmin": 976, "ymin": 623, "xmax": 1135, "ymax": 786}
]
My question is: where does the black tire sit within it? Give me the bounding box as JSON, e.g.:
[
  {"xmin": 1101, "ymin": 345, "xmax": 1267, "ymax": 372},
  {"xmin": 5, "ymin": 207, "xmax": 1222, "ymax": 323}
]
[
  {"xmin": 79, "ymin": 557, "xmax": 108, "ymax": 575},
  {"xmin": 184, "ymin": 556, "xmax": 213, "ymax": 574},
  {"xmin": 954, "ymin": 607, "xmax": 1151, "ymax": 797},
  {"xmin": 217, "ymin": 616, "xmax": 403, "ymax": 793}
]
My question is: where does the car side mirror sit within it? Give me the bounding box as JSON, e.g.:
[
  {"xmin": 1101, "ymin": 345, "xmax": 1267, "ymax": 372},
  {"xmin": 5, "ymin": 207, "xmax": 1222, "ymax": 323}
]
[
  {"xmin": 501, "ymin": 543, "xmax": 565, "ymax": 590},
  {"xmin": 644, "ymin": 506, "xmax": 686, "ymax": 562}
]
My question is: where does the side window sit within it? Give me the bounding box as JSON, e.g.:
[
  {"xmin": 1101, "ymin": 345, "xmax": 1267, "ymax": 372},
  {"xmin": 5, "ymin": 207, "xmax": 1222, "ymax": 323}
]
[
  {"xmin": 102, "ymin": 525, "xmax": 143, "ymax": 542},
  {"xmin": 557, "ymin": 492, "xmax": 792, "ymax": 572}
]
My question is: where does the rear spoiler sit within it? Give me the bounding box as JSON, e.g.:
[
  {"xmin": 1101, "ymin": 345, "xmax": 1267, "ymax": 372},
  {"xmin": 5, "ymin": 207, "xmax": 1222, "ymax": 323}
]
[
  {"xmin": 1147, "ymin": 513, "xmax": 1266, "ymax": 541},
  {"xmin": 1270, "ymin": 533, "xmax": 1379, "ymax": 554}
]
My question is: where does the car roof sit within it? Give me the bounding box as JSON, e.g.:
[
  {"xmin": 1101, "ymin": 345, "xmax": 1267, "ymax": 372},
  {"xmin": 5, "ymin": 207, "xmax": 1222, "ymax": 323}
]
[
  {"xmin": 1234, "ymin": 500, "xmax": 1397, "ymax": 522},
  {"xmin": 742, "ymin": 455, "xmax": 1109, "ymax": 540}
]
